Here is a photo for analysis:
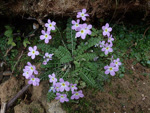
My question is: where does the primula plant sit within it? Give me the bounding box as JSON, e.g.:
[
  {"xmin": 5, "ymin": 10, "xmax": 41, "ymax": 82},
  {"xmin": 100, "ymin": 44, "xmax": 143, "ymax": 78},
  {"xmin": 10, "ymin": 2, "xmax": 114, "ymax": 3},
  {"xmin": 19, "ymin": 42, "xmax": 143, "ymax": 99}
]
[{"xmin": 22, "ymin": 8, "xmax": 123, "ymax": 103}]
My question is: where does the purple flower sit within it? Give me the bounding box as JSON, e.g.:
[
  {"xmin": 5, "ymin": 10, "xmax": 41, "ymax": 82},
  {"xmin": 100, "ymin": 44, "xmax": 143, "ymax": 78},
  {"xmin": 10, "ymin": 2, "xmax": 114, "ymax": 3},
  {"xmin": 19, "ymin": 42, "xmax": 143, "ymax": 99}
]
[
  {"xmin": 77, "ymin": 9, "xmax": 89, "ymax": 21},
  {"xmin": 75, "ymin": 24, "xmax": 87, "ymax": 39},
  {"xmin": 43, "ymin": 53, "xmax": 53, "ymax": 65},
  {"xmin": 108, "ymin": 35, "xmax": 114, "ymax": 43},
  {"xmin": 48, "ymin": 73, "xmax": 57, "ymax": 84},
  {"xmin": 101, "ymin": 43, "xmax": 113, "ymax": 55},
  {"xmin": 102, "ymin": 23, "xmax": 112, "ymax": 37},
  {"xmin": 55, "ymin": 93, "xmax": 69, "ymax": 103},
  {"xmin": 99, "ymin": 41, "xmax": 105, "ymax": 48},
  {"xmin": 104, "ymin": 63, "xmax": 119, "ymax": 76},
  {"xmin": 70, "ymin": 84, "xmax": 77, "ymax": 92},
  {"xmin": 71, "ymin": 90, "xmax": 84, "ymax": 100},
  {"xmin": 84, "ymin": 23, "xmax": 92, "ymax": 35},
  {"xmin": 59, "ymin": 78, "xmax": 70, "ymax": 92},
  {"xmin": 113, "ymin": 58, "xmax": 121, "ymax": 67},
  {"xmin": 45, "ymin": 19, "xmax": 56, "ymax": 31},
  {"xmin": 109, "ymin": 41, "xmax": 113, "ymax": 47},
  {"xmin": 72, "ymin": 19, "xmax": 80, "ymax": 31},
  {"xmin": 23, "ymin": 69, "xmax": 31, "ymax": 79},
  {"xmin": 44, "ymin": 53, "xmax": 53, "ymax": 61},
  {"xmin": 40, "ymin": 30, "xmax": 52, "ymax": 44},
  {"xmin": 49, "ymin": 86, "xmax": 56, "ymax": 93},
  {"xmin": 28, "ymin": 46, "xmax": 39, "ymax": 59},
  {"xmin": 93, "ymin": 56, "xmax": 99, "ymax": 61},
  {"xmin": 25, "ymin": 62, "xmax": 38, "ymax": 75},
  {"xmin": 55, "ymin": 83, "xmax": 61, "ymax": 92},
  {"xmin": 28, "ymin": 76, "xmax": 40, "ymax": 86},
  {"xmin": 42, "ymin": 59, "xmax": 48, "ymax": 65}
]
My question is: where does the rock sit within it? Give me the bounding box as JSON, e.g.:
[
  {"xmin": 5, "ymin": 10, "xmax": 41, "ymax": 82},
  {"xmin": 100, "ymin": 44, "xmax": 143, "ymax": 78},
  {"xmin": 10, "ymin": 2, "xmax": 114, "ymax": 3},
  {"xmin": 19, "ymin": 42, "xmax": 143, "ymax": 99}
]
[
  {"xmin": 47, "ymin": 100, "xmax": 66, "ymax": 113},
  {"xmin": 31, "ymin": 81, "xmax": 66, "ymax": 113},
  {"xmin": 31, "ymin": 81, "xmax": 49, "ymax": 103},
  {"xmin": 0, "ymin": 77, "xmax": 24, "ymax": 102},
  {"xmin": 14, "ymin": 101, "xmax": 44, "ymax": 113}
]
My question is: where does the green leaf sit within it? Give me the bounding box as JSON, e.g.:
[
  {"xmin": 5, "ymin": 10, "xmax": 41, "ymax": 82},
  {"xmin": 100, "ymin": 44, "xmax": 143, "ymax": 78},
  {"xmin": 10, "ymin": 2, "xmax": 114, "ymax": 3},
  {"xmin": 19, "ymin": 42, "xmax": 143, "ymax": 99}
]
[
  {"xmin": 51, "ymin": 29, "xmax": 57, "ymax": 33},
  {"xmin": 5, "ymin": 25, "xmax": 12, "ymax": 30},
  {"xmin": 16, "ymin": 37, "xmax": 21, "ymax": 41},
  {"xmin": 4, "ymin": 30, "xmax": 13, "ymax": 38},
  {"xmin": 7, "ymin": 37, "xmax": 16, "ymax": 46},
  {"xmin": 7, "ymin": 37, "xmax": 13, "ymax": 45},
  {"xmin": 23, "ymin": 38, "xmax": 30, "ymax": 47},
  {"xmin": 11, "ymin": 42, "xmax": 16, "ymax": 46}
]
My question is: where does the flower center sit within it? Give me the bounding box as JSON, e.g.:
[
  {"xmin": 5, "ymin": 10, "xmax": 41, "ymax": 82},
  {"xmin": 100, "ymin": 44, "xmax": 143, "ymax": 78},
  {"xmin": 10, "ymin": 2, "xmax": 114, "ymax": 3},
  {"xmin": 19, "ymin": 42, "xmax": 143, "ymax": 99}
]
[
  {"xmin": 75, "ymin": 24, "xmax": 79, "ymax": 27},
  {"xmin": 49, "ymin": 24, "xmax": 52, "ymax": 27},
  {"xmin": 109, "ymin": 38, "xmax": 111, "ymax": 40},
  {"xmin": 105, "ymin": 29, "xmax": 108, "ymax": 32},
  {"xmin": 52, "ymin": 77, "xmax": 54, "ymax": 80},
  {"xmin": 72, "ymin": 85, "xmax": 74, "ymax": 88},
  {"xmin": 62, "ymin": 83, "xmax": 66, "ymax": 86},
  {"xmin": 81, "ymin": 13, "xmax": 84, "ymax": 17},
  {"xmin": 45, "ymin": 34, "xmax": 48, "ymax": 38},
  {"xmin": 81, "ymin": 30, "xmax": 84, "ymax": 33},
  {"xmin": 60, "ymin": 95, "xmax": 64, "ymax": 98},
  {"xmin": 109, "ymin": 67, "xmax": 113, "ymax": 71},
  {"xmin": 75, "ymin": 93, "xmax": 79, "ymax": 95},
  {"xmin": 32, "ymin": 78, "xmax": 35, "ymax": 81},
  {"xmin": 106, "ymin": 47, "xmax": 109, "ymax": 50},
  {"xmin": 115, "ymin": 62, "xmax": 118, "ymax": 64},
  {"xmin": 31, "ymin": 67, "xmax": 33, "ymax": 70},
  {"xmin": 32, "ymin": 51, "xmax": 35, "ymax": 54}
]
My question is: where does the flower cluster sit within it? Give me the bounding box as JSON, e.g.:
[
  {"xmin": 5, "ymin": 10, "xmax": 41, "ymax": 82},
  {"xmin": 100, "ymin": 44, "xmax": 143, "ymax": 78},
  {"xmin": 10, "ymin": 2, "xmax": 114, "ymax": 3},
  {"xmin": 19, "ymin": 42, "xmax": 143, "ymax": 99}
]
[
  {"xmin": 98, "ymin": 23, "xmax": 114, "ymax": 55},
  {"xmin": 21, "ymin": 8, "xmax": 123, "ymax": 103},
  {"xmin": 48, "ymin": 73, "xmax": 84, "ymax": 103},
  {"xmin": 94, "ymin": 23, "xmax": 122, "ymax": 76},
  {"xmin": 104, "ymin": 58, "xmax": 122, "ymax": 76},
  {"xmin": 43, "ymin": 53, "xmax": 53, "ymax": 65},
  {"xmin": 72, "ymin": 9, "xmax": 92, "ymax": 40},
  {"xmin": 40, "ymin": 19, "xmax": 56, "ymax": 44},
  {"xmin": 23, "ymin": 62, "xmax": 40, "ymax": 86}
]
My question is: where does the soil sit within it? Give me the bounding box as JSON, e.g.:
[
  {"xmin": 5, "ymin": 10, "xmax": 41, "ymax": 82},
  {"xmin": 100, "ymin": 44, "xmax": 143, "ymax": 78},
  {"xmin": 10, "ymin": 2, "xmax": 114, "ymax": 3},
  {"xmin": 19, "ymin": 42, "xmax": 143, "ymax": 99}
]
[
  {"xmin": 0, "ymin": 0, "xmax": 149, "ymax": 20},
  {"xmin": 0, "ymin": 76, "xmax": 24, "ymax": 103}
]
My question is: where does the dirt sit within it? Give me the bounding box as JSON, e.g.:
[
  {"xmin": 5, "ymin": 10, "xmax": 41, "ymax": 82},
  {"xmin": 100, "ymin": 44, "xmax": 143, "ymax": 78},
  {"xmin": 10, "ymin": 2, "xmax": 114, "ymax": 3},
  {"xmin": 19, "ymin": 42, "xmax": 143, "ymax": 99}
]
[
  {"xmin": 31, "ymin": 81, "xmax": 66, "ymax": 113},
  {"xmin": 14, "ymin": 101, "xmax": 44, "ymax": 113},
  {"xmin": 0, "ymin": 0, "xmax": 149, "ymax": 20},
  {"xmin": 0, "ymin": 76, "xmax": 24, "ymax": 103}
]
